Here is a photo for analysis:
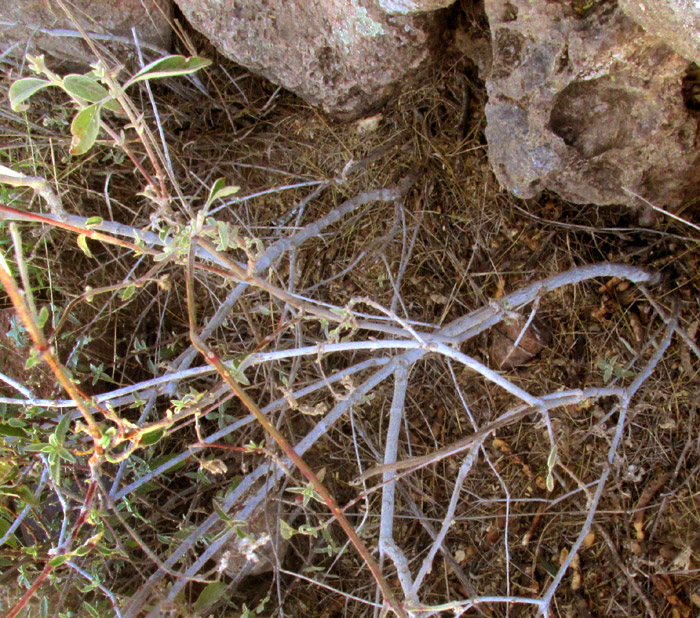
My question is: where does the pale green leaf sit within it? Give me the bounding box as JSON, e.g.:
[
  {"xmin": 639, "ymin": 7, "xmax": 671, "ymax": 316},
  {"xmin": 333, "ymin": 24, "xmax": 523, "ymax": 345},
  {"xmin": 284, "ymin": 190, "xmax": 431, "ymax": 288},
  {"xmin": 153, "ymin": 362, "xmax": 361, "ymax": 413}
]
[
  {"xmin": 49, "ymin": 554, "xmax": 70, "ymax": 567},
  {"xmin": 205, "ymin": 177, "xmax": 240, "ymax": 209},
  {"xmin": 120, "ymin": 284, "xmax": 136, "ymax": 301},
  {"xmin": 8, "ymin": 78, "xmax": 53, "ymax": 112},
  {"xmin": 217, "ymin": 221, "xmax": 230, "ymax": 251},
  {"xmin": 62, "ymin": 75, "xmax": 121, "ymax": 114},
  {"xmin": 280, "ymin": 519, "xmax": 296, "ymax": 540},
  {"xmin": 125, "ymin": 55, "xmax": 212, "ymax": 88},
  {"xmin": 193, "ymin": 581, "xmax": 227, "ymax": 615},
  {"xmin": 25, "ymin": 349, "xmax": 40, "ymax": 370},
  {"xmin": 77, "ymin": 234, "xmax": 93, "ymax": 257},
  {"xmin": 37, "ymin": 305, "xmax": 49, "ymax": 329},
  {"xmin": 70, "ymin": 103, "xmax": 102, "ymax": 155}
]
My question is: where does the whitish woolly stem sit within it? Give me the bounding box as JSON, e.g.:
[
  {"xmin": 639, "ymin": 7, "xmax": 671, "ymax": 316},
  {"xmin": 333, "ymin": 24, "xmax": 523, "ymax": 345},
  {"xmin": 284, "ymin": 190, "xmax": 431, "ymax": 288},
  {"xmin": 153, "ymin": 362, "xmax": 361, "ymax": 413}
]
[
  {"xmin": 411, "ymin": 595, "xmax": 544, "ymax": 615},
  {"xmin": 379, "ymin": 363, "xmax": 417, "ymax": 603},
  {"xmin": 0, "ymin": 167, "xmax": 65, "ymax": 219},
  {"xmin": 539, "ymin": 311, "xmax": 676, "ymax": 615},
  {"xmin": 132, "ymin": 29, "xmax": 175, "ymax": 194},
  {"xmin": 112, "ymin": 357, "xmax": 389, "ymax": 501},
  {"xmin": 212, "ymin": 180, "xmax": 327, "ymax": 217},
  {"xmin": 485, "ymin": 452, "xmax": 513, "ymax": 600},
  {"xmin": 0, "ymin": 370, "xmax": 33, "ymax": 398},
  {"xmin": 353, "ymin": 417, "xmax": 484, "ymax": 613},
  {"xmin": 0, "ymin": 20, "xmax": 169, "ymax": 54},
  {"xmin": 442, "ymin": 263, "xmax": 655, "ymax": 342},
  {"xmin": 411, "ymin": 441, "xmax": 482, "ymax": 594},
  {"xmin": 639, "ymin": 285, "xmax": 700, "ymax": 361}
]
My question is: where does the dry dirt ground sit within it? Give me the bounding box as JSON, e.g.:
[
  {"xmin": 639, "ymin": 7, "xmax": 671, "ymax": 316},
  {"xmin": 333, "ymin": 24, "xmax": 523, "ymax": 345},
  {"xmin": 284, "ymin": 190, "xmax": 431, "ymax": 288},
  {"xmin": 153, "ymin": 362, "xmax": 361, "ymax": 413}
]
[{"xmin": 0, "ymin": 9, "xmax": 699, "ymax": 618}]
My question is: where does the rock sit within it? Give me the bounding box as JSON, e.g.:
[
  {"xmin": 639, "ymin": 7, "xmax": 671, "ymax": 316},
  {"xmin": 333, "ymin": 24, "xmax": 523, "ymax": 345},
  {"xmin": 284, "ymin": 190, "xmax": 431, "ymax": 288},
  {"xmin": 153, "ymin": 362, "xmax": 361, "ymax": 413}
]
[
  {"xmin": 620, "ymin": 0, "xmax": 700, "ymax": 66},
  {"xmin": 173, "ymin": 0, "xmax": 446, "ymax": 119},
  {"xmin": 0, "ymin": 0, "xmax": 171, "ymax": 71},
  {"xmin": 483, "ymin": 0, "xmax": 700, "ymax": 211},
  {"xmin": 379, "ymin": 0, "xmax": 457, "ymax": 14}
]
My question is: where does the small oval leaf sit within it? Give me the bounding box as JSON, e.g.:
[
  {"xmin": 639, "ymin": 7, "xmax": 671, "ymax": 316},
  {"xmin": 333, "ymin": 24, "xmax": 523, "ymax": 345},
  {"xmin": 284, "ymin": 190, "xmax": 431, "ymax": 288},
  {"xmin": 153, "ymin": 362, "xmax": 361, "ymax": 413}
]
[
  {"xmin": 120, "ymin": 284, "xmax": 136, "ymax": 301},
  {"xmin": 70, "ymin": 103, "xmax": 102, "ymax": 155},
  {"xmin": 49, "ymin": 554, "xmax": 70, "ymax": 567},
  {"xmin": 8, "ymin": 78, "xmax": 53, "ymax": 112},
  {"xmin": 62, "ymin": 74, "xmax": 110, "ymax": 103},
  {"xmin": 63, "ymin": 74, "xmax": 122, "ymax": 113},
  {"xmin": 85, "ymin": 216, "xmax": 103, "ymax": 228}
]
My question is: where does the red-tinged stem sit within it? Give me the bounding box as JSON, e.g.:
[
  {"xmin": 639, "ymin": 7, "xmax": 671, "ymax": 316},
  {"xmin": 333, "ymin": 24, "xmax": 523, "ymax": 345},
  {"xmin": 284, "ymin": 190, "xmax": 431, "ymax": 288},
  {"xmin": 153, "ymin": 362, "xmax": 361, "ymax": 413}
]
[
  {"xmin": 0, "ymin": 252, "xmax": 103, "ymax": 449},
  {"xmin": 6, "ymin": 562, "xmax": 54, "ymax": 618},
  {"xmin": 6, "ymin": 478, "xmax": 99, "ymax": 618}
]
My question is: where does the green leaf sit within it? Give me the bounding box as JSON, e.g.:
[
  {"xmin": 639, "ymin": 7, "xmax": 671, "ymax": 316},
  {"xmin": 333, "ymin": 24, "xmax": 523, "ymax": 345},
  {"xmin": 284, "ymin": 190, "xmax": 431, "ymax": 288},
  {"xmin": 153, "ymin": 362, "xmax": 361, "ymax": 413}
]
[
  {"xmin": 280, "ymin": 519, "xmax": 296, "ymax": 540},
  {"xmin": 62, "ymin": 75, "xmax": 121, "ymax": 113},
  {"xmin": 77, "ymin": 234, "xmax": 93, "ymax": 257},
  {"xmin": 147, "ymin": 453, "xmax": 187, "ymax": 474},
  {"xmin": 49, "ymin": 554, "xmax": 70, "ymax": 567},
  {"xmin": 217, "ymin": 222, "xmax": 231, "ymax": 251},
  {"xmin": 125, "ymin": 55, "xmax": 212, "ymax": 88},
  {"xmin": 193, "ymin": 581, "xmax": 227, "ymax": 615},
  {"xmin": 0, "ymin": 422, "xmax": 28, "ymax": 439},
  {"xmin": 25, "ymin": 348, "xmax": 40, "ymax": 370},
  {"xmin": 0, "ymin": 518, "xmax": 17, "ymax": 548},
  {"xmin": 213, "ymin": 499, "xmax": 234, "ymax": 526},
  {"xmin": 56, "ymin": 411, "xmax": 72, "ymax": 443},
  {"xmin": 70, "ymin": 103, "xmax": 102, "ymax": 155},
  {"xmin": 0, "ymin": 484, "xmax": 38, "ymax": 505},
  {"xmin": 120, "ymin": 284, "xmax": 136, "ymax": 301},
  {"xmin": 85, "ymin": 216, "xmax": 103, "ymax": 228},
  {"xmin": 205, "ymin": 178, "xmax": 240, "ymax": 210},
  {"xmin": 8, "ymin": 78, "xmax": 53, "ymax": 112},
  {"xmin": 140, "ymin": 427, "xmax": 164, "ymax": 446},
  {"xmin": 37, "ymin": 305, "xmax": 49, "ymax": 329}
]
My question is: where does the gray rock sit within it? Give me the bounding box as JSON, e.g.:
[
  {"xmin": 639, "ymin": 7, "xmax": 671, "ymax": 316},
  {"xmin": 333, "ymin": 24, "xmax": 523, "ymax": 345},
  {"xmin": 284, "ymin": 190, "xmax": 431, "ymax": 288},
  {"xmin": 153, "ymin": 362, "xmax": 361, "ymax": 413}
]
[
  {"xmin": 379, "ymin": 0, "xmax": 456, "ymax": 14},
  {"xmin": 483, "ymin": 0, "xmax": 699, "ymax": 210},
  {"xmin": 620, "ymin": 0, "xmax": 700, "ymax": 65},
  {"xmin": 173, "ymin": 0, "xmax": 446, "ymax": 119},
  {"xmin": 0, "ymin": 0, "xmax": 171, "ymax": 71}
]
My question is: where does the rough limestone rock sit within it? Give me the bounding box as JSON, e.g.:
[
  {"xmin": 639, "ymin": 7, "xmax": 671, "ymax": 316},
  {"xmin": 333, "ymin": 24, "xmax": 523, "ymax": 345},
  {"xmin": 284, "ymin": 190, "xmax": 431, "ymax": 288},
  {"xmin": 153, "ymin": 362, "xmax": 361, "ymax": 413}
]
[
  {"xmin": 620, "ymin": 0, "xmax": 700, "ymax": 66},
  {"xmin": 483, "ymin": 0, "xmax": 699, "ymax": 210},
  {"xmin": 173, "ymin": 0, "xmax": 445, "ymax": 118},
  {"xmin": 0, "ymin": 0, "xmax": 171, "ymax": 71}
]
